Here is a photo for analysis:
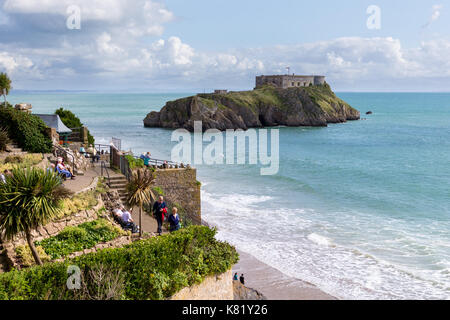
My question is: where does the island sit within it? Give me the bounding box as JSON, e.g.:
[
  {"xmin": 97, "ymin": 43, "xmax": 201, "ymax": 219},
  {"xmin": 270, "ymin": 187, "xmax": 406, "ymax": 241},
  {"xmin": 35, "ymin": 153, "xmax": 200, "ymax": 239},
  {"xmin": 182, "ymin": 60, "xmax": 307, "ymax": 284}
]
[{"xmin": 144, "ymin": 75, "xmax": 360, "ymax": 131}]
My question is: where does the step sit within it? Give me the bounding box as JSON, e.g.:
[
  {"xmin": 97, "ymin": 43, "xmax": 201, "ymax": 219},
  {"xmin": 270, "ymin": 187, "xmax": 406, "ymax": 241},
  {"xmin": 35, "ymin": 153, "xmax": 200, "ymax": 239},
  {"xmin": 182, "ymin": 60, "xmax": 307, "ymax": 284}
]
[
  {"xmin": 108, "ymin": 176, "xmax": 127, "ymax": 181},
  {"xmin": 109, "ymin": 182, "xmax": 127, "ymax": 187}
]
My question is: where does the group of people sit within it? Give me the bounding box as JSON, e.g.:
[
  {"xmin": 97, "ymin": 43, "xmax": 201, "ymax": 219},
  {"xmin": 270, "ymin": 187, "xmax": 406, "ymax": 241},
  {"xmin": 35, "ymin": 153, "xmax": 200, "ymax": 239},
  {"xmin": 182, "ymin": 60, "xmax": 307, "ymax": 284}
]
[
  {"xmin": 152, "ymin": 196, "xmax": 182, "ymax": 235},
  {"xmin": 79, "ymin": 146, "xmax": 100, "ymax": 163},
  {"xmin": 0, "ymin": 169, "xmax": 12, "ymax": 184},
  {"xmin": 113, "ymin": 205, "xmax": 140, "ymax": 234},
  {"xmin": 140, "ymin": 152, "xmax": 152, "ymax": 167},
  {"xmin": 112, "ymin": 196, "xmax": 182, "ymax": 235},
  {"xmin": 55, "ymin": 157, "xmax": 76, "ymax": 180},
  {"xmin": 233, "ymin": 273, "xmax": 245, "ymax": 285}
]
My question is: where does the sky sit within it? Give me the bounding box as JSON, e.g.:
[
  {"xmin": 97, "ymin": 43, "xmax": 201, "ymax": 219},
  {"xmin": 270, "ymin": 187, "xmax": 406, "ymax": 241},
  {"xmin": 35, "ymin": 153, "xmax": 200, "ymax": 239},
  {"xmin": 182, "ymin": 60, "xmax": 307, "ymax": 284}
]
[{"xmin": 0, "ymin": 0, "xmax": 450, "ymax": 92}]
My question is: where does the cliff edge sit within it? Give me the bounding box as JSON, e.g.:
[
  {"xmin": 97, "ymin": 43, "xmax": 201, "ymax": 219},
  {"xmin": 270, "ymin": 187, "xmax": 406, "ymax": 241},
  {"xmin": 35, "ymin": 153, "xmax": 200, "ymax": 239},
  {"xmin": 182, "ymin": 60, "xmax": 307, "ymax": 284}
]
[{"xmin": 144, "ymin": 83, "xmax": 360, "ymax": 131}]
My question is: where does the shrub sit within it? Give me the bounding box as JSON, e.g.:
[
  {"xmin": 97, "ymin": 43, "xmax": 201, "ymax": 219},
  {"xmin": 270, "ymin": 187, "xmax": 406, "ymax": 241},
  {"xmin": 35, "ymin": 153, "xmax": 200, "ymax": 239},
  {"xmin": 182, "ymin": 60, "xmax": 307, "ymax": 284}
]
[
  {"xmin": 36, "ymin": 219, "xmax": 124, "ymax": 260},
  {"xmin": 55, "ymin": 108, "xmax": 94, "ymax": 145},
  {"xmin": 0, "ymin": 108, "xmax": 52, "ymax": 153},
  {"xmin": 56, "ymin": 190, "xmax": 98, "ymax": 218},
  {"xmin": 0, "ymin": 226, "xmax": 239, "ymax": 300},
  {"xmin": 0, "ymin": 127, "xmax": 10, "ymax": 151},
  {"xmin": 15, "ymin": 245, "xmax": 51, "ymax": 268},
  {"xmin": 125, "ymin": 155, "xmax": 145, "ymax": 169}
]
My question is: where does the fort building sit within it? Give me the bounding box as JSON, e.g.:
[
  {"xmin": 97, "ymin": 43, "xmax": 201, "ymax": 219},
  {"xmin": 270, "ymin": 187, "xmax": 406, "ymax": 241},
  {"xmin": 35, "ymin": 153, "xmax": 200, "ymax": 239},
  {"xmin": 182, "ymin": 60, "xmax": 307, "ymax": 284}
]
[{"xmin": 255, "ymin": 74, "xmax": 326, "ymax": 89}]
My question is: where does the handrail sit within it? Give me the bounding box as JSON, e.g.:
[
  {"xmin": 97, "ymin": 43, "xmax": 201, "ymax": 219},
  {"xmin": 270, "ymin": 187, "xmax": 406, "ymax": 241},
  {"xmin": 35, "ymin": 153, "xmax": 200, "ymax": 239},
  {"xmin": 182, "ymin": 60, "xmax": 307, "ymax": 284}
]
[
  {"xmin": 100, "ymin": 161, "xmax": 111, "ymax": 186},
  {"xmin": 132, "ymin": 155, "xmax": 180, "ymax": 167},
  {"xmin": 54, "ymin": 144, "xmax": 75, "ymax": 174}
]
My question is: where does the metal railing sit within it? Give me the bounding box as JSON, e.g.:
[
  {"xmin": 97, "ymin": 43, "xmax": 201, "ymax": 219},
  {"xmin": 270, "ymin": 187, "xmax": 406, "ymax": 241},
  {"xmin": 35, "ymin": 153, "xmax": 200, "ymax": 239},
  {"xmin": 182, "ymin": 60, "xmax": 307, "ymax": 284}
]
[
  {"xmin": 132, "ymin": 155, "xmax": 180, "ymax": 167},
  {"xmin": 100, "ymin": 161, "xmax": 111, "ymax": 186},
  {"xmin": 95, "ymin": 144, "xmax": 110, "ymax": 155}
]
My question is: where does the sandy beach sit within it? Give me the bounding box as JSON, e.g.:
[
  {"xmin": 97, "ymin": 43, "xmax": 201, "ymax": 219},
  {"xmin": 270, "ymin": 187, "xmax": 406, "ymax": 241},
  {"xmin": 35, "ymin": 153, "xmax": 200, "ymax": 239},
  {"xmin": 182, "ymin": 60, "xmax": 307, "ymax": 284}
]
[{"xmin": 232, "ymin": 250, "xmax": 337, "ymax": 300}]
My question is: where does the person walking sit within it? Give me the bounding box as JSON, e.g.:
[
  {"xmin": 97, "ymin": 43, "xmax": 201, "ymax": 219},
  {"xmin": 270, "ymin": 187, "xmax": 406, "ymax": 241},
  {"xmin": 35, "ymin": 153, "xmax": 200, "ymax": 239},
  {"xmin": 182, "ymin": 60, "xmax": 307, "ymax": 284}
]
[
  {"xmin": 153, "ymin": 196, "xmax": 167, "ymax": 235},
  {"xmin": 233, "ymin": 273, "xmax": 238, "ymax": 281},
  {"xmin": 168, "ymin": 207, "xmax": 182, "ymax": 232},
  {"xmin": 144, "ymin": 152, "xmax": 151, "ymax": 167}
]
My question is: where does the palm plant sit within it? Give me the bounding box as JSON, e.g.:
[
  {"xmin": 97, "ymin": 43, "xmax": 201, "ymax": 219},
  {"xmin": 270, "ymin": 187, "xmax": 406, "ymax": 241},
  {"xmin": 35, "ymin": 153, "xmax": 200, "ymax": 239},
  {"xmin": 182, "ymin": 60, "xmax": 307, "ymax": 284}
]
[
  {"xmin": 125, "ymin": 168, "xmax": 156, "ymax": 237},
  {"xmin": 0, "ymin": 73, "xmax": 11, "ymax": 107},
  {"xmin": 0, "ymin": 167, "xmax": 73, "ymax": 265}
]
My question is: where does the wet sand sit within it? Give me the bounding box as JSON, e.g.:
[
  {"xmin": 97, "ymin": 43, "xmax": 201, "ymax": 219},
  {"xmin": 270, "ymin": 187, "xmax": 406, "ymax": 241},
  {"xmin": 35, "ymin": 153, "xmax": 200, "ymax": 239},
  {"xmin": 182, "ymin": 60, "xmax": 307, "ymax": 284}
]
[{"xmin": 232, "ymin": 250, "xmax": 337, "ymax": 300}]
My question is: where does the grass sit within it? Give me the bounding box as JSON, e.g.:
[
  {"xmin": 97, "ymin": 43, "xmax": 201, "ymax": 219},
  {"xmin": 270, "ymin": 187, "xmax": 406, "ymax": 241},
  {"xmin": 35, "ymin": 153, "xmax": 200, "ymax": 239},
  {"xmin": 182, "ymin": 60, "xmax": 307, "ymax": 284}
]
[
  {"xmin": 0, "ymin": 154, "xmax": 43, "ymax": 172},
  {"xmin": 56, "ymin": 190, "xmax": 99, "ymax": 219},
  {"xmin": 35, "ymin": 219, "xmax": 126, "ymax": 260}
]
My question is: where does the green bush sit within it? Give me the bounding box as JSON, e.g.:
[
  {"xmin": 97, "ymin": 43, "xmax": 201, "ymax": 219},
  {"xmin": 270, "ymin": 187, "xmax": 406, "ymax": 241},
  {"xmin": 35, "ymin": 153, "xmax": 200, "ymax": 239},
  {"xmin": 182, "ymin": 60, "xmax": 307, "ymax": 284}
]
[
  {"xmin": 0, "ymin": 108, "xmax": 52, "ymax": 153},
  {"xmin": 36, "ymin": 219, "xmax": 124, "ymax": 260},
  {"xmin": 0, "ymin": 226, "xmax": 239, "ymax": 300},
  {"xmin": 125, "ymin": 155, "xmax": 145, "ymax": 169},
  {"xmin": 55, "ymin": 108, "xmax": 94, "ymax": 145}
]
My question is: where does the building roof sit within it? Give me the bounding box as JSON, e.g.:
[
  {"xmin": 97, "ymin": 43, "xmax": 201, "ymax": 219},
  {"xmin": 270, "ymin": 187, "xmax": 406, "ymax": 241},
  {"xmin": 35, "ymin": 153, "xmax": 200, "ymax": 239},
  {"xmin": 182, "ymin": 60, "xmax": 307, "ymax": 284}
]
[{"xmin": 35, "ymin": 114, "xmax": 72, "ymax": 133}]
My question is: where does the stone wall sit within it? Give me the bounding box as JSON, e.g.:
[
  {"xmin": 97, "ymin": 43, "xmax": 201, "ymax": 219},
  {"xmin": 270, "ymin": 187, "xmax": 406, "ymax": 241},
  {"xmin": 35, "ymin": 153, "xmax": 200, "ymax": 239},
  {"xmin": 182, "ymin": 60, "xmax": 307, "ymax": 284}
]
[
  {"xmin": 170, "ymin": 269, "xmax": 233, "ymax": 300},
  {"xmin": 153, "ymin": 168, "xmax": 201, "ymax": 225}
]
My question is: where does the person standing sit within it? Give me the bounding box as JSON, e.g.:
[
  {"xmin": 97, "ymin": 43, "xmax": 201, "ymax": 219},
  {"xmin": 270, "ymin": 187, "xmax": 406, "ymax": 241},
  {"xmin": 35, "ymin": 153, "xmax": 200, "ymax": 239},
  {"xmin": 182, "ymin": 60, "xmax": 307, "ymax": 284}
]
[
  {"xmin": 233, "ymin": 273, "xmax": 238, "ymax": 281},
  {"xmin": 240, "ymin": 274, "xmax": 245, "ymax": 285},
  {"xmin": 153, "ymin": 196, "xmax": 167, "ymax": 235},
  {"xmin": 144, "ymin": 152, "xmax": 152, "ymax": 167},
  {"xmin": 168, "ymin": 207, "xmax": 182, "ymax": 232}
]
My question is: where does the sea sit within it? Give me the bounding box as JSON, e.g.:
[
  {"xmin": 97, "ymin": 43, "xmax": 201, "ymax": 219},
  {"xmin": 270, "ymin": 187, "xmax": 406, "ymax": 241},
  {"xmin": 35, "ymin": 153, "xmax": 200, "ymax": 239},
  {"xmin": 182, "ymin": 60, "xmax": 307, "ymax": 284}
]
[{"xmin": 7, "ymin": 91, "xmax": 450, "ymax": 300}]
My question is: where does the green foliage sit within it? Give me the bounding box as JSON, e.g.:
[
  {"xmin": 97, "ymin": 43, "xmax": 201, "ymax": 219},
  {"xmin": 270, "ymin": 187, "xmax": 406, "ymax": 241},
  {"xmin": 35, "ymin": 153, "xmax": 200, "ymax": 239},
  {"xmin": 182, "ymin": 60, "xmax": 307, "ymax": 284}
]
[
  {"xmin": 56, "ymin": 190, "xmax": 98, "ymax": 219},
  {"xmin": 0, "ymin": 72, "xmax": 12, "ymax": 97},
  {"xmin": 0, "ymin": 108, "xmax": 52, "ymax": 153},
  {"xmin": 0, "ymin": 167, "xmax": 70, "ymax": 241},
  {"xmin": 55, "ymin": 108, "xmax": 95, "ymax": 145},
  {"xmin": 15, "ymin": 245, "xmax": 51, "ymax": 268},
  {"xmin": 36, "ymin": 219, "xmax": 125, "ymax": 260},
  {"xmin": 0, "ymin": 127, "xmax": 10, "ymax": 151},
  {"xmin": 152, "ymin": 186, "xmax": 165, "ymax": 196},
  {"xmin": 0, "ymin": 154, "xmax": 43, "ymax": 172},
  {"xmin": 125, "ymin": 155, "xmax": 145, "ymax": 169},
  {"xmin": 0, "ymin": 226, "xmax": 239, "ymax": 300}
]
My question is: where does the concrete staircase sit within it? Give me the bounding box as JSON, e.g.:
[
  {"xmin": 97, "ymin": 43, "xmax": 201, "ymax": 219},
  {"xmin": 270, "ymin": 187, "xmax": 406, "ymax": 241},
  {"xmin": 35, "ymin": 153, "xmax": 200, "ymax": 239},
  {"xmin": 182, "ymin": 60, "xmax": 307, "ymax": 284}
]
[{"xmin": 107, "ymin": 175, "xmax": 129, "ymax": 203}]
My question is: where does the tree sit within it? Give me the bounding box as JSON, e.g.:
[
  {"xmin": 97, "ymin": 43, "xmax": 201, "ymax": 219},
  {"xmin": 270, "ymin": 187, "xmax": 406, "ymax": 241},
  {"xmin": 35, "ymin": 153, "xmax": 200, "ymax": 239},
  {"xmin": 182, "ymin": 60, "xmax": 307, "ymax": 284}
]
[
  {"xmin": 126, "ymin": 168, "xmax": 156, "ymax": 238},
  {"xmin": 0, "ymin": 167, "xmax": 73, "ymax": 265},
  {"xmin": 0, "ymin": 73, "xmax": 12, "ymax": 108}
]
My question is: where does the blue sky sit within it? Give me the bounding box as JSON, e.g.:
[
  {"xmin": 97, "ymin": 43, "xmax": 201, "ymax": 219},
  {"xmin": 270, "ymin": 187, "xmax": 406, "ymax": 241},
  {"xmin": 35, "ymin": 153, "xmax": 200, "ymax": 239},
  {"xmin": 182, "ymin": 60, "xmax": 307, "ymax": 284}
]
[{"xmin": 1, "ymin": 0, "xmax": 450, "ymax": 92}]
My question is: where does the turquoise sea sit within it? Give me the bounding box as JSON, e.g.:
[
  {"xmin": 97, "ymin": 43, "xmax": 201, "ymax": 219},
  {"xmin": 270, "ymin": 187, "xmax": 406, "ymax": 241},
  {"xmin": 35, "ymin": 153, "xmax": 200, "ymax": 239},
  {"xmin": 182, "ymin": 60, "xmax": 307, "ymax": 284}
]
[{"xmin": 7, "ymin": 91, "xmax": 450, "ymax": 299}]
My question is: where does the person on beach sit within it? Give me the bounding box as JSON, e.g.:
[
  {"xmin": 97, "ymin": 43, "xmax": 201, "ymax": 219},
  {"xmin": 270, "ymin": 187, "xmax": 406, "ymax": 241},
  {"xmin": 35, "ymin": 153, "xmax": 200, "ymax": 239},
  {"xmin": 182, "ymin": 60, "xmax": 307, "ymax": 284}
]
[
  {"xmin": 168, "ymin": 207, "xmax": 182, "ymax": 232},
  {"xmin": 233, "ymin": 273, "xmax": 238, "ymax": 281},
  {"xmin": 153, "ymin": 196, "xmax": 167, "ymax": 235},
  {"xmin": 240, "ymin": 274, "xmax": 245, "ymax": 285}
]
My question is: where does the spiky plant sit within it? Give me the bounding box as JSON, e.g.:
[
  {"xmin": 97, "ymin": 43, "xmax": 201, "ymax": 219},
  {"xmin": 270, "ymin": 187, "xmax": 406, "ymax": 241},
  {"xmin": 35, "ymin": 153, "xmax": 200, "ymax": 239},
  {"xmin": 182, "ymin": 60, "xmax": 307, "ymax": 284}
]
[
  {"xmin": 0, "ymin": 127, "xmax": 10, "ymax": 151},
  {"xmin": 0, "ymin": 167, "xmax": 73, "ymax": 265},
  {"xmin": 126, "ymin": 168, "xmax": 156, "ymax": 237}
]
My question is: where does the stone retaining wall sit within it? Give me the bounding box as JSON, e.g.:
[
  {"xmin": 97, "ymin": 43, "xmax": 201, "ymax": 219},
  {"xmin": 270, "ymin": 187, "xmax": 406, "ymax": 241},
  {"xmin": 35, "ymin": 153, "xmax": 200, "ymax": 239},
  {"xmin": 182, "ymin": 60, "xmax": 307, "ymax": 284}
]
[
  {"xmin": 153, "ymin": 168, "xmax": 201, "ymax": 225},
  {"xmin": 170, "ymin": 269, "xmax": 233, "ymax": 300}
]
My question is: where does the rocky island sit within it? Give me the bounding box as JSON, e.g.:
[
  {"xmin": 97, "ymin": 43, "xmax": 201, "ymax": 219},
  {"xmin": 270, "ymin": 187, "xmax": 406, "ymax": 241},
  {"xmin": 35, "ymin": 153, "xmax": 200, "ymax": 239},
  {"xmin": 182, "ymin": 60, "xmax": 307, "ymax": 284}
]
[{"xmin": 144, "ymin": 79, "xmax": 360, "ymax": 131}]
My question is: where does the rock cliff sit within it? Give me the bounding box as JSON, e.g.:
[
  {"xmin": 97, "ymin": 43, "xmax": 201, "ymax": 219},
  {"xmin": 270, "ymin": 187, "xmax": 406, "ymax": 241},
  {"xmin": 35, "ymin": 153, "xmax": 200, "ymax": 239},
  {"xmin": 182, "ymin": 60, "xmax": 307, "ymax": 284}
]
[{"xmin": 144, "ymin": 83, "xmax": 360, "ymax": 131}]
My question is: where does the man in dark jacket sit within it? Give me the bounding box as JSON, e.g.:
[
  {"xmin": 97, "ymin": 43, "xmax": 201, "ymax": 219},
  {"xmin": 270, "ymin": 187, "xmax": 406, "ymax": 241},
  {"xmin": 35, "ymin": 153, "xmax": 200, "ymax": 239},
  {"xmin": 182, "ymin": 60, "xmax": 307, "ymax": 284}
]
[{"xmin": 153, "ymin": 196, "xmax": 167, "ymax": 235}]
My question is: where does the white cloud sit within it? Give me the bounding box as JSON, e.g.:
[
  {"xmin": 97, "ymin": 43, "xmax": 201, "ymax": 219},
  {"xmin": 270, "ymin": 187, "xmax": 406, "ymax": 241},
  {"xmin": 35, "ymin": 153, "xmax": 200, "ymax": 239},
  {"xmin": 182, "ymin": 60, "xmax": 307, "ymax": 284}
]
[
  {"xmin": 423, "ymin": 4, "xmax": 443, "ymax": 28},
  {"xmin": 2, "ymin": 2, "xmax": 450, "ymax": 91}
]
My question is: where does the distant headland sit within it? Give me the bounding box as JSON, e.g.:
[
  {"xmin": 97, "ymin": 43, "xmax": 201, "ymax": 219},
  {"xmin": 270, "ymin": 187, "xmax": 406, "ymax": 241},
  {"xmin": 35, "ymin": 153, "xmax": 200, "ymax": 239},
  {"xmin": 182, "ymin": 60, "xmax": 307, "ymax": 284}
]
[{"xmin": 143, "ymin": 75, "xmax": 360, "ymax": 132}]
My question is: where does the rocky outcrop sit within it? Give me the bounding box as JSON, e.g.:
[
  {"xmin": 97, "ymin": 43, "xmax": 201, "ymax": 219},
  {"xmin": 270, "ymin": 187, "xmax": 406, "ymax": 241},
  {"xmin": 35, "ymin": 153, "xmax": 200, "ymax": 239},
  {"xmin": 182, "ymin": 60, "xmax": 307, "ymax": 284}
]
[
  {"xmin": 233, "ymin": 281, "xmax": 267, "ymax": 300},
  {"xmin": 144, "ymin": 84, "xmax": 360, "ymax": 131}
]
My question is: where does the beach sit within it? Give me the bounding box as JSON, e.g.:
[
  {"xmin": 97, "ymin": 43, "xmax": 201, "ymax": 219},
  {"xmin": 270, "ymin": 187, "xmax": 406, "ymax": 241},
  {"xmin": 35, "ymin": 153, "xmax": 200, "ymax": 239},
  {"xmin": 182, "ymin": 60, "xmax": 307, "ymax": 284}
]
[{"xmin": 232, "ymin": 250, "xmax": 336, "ymax": 300}]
